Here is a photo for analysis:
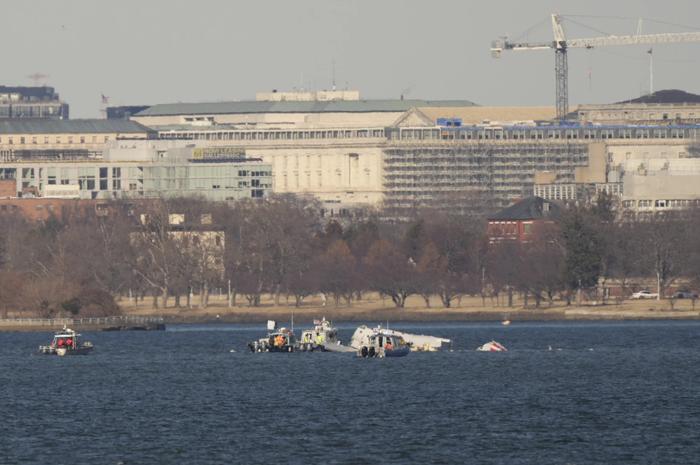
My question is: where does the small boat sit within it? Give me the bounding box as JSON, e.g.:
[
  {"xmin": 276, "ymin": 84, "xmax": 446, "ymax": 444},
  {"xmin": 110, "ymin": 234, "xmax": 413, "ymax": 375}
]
[
  {"xmin": 350, "ymin": 325, "xmax": 451, "ymax": 352},
  {"xmin": 501, "ymin": 319, "xmax": 511, "ymax": 326},
  {"xmin": 248, "ymin": 320, "xmax": 297, "ymax": 353},
  {"xmin": 357, "ymin": 330, "xmax": 410, "ymax": 358},
  {"xmin": 298, "ymin": 317, "xmax": 353, "ymax": 352},
  {"xmin": 476, "ymin": 340, "xmax": 508, "ymax": 352},
  {"xmin": 38, "ymin": 327, "xmax": 94, "ymax": 356}
]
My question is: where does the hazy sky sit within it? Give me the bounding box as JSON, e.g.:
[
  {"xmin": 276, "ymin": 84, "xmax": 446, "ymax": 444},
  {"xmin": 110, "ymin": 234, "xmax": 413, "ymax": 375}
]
[{"xmin": 4, "ymin": 0, "xmax": 698, "ymax": 117}]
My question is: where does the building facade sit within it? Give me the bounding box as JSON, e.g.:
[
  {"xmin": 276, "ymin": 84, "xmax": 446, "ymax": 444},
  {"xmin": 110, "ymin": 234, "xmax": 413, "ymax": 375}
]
[
  {"xmin": 0, "ymin": 140, "xmax": 272, "ymax": 201},
  {"xmin": 0, "ymin": 86, "xmax": 69, "ymax": 119},
  {"xmin": 0, "ymin": 119, "xmax": 154, "ymax": 162}
]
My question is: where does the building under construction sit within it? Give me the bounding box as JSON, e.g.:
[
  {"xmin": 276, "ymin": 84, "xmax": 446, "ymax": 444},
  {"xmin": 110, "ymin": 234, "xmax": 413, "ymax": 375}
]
[
  {"xmin": 383, "ymin": 138, "xmax": 588, "ymax": 218},
  {"xmin": 382, "ymin": 123, "xmax": 700, "ymax": 218}
]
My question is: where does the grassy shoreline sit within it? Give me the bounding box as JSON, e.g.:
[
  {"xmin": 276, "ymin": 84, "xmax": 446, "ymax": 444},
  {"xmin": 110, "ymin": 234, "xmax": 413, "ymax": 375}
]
[{"xmin": 3, "ymin": 294, "xmax": 699, "ymax": 331}]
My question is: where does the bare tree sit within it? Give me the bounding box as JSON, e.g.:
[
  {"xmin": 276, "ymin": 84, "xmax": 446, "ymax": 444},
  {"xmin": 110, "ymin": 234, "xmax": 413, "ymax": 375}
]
[{"xmin": 364, "ymin": 239, "xmax": 419, "ymax": 308}]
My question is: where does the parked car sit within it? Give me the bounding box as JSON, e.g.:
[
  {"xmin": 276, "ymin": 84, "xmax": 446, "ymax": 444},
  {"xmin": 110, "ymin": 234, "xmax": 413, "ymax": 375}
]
[
  {"xmin": 631, "ymin": 290, "xmax": 659, "ymax": 299},
  {"xmin": 672, "ymin": 290, "xmax": 699, "ymax": 299}
]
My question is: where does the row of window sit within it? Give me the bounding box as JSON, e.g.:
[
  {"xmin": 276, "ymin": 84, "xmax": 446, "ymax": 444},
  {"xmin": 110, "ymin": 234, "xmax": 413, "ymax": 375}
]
[
  {"xmin": 393, "ymin": 126, "xmax": 700, "ymax": 142},
  {"xmin": 159, "ymin": 128, "xmax": 386, "ymax": 141},
  {"xmin": 622, "ymin": 199, "xmax": 700, "ymax": 209},
  {"xmin": 0, "ymin": 135, "xmax": 110, "ymax": 145}
]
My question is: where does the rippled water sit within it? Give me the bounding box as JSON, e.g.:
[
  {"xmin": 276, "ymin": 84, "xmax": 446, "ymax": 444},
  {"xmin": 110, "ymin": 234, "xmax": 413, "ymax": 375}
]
[{"xmin": 2, "ymin": 321, "xmax": 700, "ymax": 464}]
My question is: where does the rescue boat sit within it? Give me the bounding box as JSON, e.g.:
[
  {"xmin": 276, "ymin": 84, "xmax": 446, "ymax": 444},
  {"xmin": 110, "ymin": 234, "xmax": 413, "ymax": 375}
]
[{"xmin": 38, "ymin": 327, "xmax": 94, "ymax": 356}]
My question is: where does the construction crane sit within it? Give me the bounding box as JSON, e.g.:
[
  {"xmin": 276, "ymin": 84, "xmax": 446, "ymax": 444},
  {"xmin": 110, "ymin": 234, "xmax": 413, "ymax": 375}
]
[{"xmin": 491, "ymin": 14, "xmax": 700, "ymax": 120}]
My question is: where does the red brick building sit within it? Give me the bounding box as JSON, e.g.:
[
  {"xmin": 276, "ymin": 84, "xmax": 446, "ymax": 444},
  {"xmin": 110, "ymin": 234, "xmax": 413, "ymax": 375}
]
[{"xmin": 487, "ymin": 197, "xmax": 561, "ymax": 243}]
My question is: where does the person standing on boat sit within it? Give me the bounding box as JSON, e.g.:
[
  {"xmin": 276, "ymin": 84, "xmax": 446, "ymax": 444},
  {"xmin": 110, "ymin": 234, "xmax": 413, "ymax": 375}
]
[{"xmin": 315, "ymin": 333, "xmax": 324, "ymax": 346}]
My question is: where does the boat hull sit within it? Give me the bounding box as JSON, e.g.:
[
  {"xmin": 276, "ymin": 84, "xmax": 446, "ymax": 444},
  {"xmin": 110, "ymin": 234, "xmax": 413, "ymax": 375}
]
[{"xmin": 39, "ymin": 346, "xmax": 94, "ymax": 356}]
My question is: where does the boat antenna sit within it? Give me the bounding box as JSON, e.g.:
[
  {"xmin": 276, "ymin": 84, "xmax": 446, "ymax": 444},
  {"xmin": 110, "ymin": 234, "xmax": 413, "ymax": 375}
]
[{"xmin": 291, "ymin": 311, "xmax": 294, "ymax": 334}]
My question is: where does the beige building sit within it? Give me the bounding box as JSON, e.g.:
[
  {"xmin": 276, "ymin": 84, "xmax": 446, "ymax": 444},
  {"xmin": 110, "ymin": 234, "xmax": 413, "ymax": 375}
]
[
  {"xmin": 577, "ymin": 103, "xmax": 700, "ymax": 125},
  {"xmin": 130, "ymin": 95, "xmax": 700, "ymax": 215},
  {"xmin": 131, "ymin": 98, "xmax": 477, "ymax": 129},
  {"xmin": 0, "ymin": 119, "xmax": 154, "ymax": 161}
]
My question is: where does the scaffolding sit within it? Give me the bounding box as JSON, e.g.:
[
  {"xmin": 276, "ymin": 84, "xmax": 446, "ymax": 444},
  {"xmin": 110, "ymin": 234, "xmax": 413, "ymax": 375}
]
[{"xmin": 382, "ymin": 140, "xmax": 588, "ymax": 219}]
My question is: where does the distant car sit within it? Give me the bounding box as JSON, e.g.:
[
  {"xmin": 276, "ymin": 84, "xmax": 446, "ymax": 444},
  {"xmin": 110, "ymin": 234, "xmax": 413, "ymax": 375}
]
[
  {"xmin": 631, "ymin": 290, "xmax": 659, "ymax": 299},
  {"xmin": 672, "ymin": 291, "xmax": 699, "ymax": 299}
]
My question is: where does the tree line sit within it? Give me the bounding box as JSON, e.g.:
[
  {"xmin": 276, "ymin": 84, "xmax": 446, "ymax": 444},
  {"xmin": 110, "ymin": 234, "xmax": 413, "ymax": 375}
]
[{"xmin": 1, "ymin": 193, "xmax": 700, "ymax": 318}]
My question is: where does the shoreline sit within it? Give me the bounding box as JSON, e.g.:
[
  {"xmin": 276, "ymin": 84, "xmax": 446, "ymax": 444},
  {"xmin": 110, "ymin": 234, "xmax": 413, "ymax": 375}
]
[{"xmin": 2, "ymin": 303, "xmax": 699, "ymax": 331}]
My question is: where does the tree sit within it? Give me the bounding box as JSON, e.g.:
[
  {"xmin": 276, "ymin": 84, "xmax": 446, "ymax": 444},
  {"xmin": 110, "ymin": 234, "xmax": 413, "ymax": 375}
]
[
  {"xmin": 636, "ymin": 213, "xmax": 692, "ymax": 300},
  {"xmin": 560, "ymin": 207, "xmax": 603, "ymax": 301},
  {"xmin": 517, "ymin": 223, "xmax": 565, "ymax": 308},
  {"xmin": 316, "ymin": 240, "xmax": 358, "ymax": 306},
  {"xmin": 486, "ymin": 240, "xmax": 523, "ymax": 307},
  {"xmin": 364, "ymin": 239, "xmax": 419, "ymax": 308}
]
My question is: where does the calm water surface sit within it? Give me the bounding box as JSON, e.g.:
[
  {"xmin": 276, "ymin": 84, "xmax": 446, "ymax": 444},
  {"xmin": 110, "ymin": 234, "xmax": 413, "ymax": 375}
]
[{"xmin": 1, "ymin": 321, "xmax": 699, "ymax": 464}]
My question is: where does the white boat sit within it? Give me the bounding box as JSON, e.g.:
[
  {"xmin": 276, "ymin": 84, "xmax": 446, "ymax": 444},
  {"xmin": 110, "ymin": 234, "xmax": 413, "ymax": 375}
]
[
  {"xmin": 38, "ymin": 327, "xmax": 94, "ymax": 356},
  {"xmin": 298, "ymin": 317, "xmax": 353, "ymax": 352},
  {"xmin": 350, "ymin": 325, "xmax": 451, "ymax": 352},
  {"xmin": 247, "ymin": 320, "xmax": 297, "ymax": 353},
  {"xmin": 357, "ymin": 331, "xmax": 410, "ymax": 358}
]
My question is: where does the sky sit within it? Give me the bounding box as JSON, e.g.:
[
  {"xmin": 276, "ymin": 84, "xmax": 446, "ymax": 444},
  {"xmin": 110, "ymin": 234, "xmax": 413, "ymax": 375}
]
[{"xmin": 3, "ymin": 0, "xmax": 699, "ymax": 118}]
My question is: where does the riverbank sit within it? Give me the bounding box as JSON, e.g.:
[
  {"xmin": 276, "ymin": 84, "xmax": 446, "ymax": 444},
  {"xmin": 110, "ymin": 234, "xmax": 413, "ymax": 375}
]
[
  {"xmin": 120, "ymin": 294, "xmax": 700, "ymax": 324},
  {"xmin": 3, "ymin": 295, "xmax": 698, "ymax": 331}
]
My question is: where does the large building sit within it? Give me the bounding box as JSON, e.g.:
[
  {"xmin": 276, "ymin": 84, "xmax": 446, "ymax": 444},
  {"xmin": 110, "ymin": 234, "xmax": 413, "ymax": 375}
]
[
  {"xmin": 132, "ymin": 97, "xmax": 558, "ymax": 215},
  {"xmin": 0, "ymin": 140, "xmax": 271, "ymax": 201},
  {"xmin": 0, "ymin": 119, "xmax": 154, "ymax": 162},
  {"xmin": 127, "ymin": 90, "xmax": 700, "ymax": 217},
  {"xmin": 0, "ymin": 86, "xmax": 69, "ymax": 119}
]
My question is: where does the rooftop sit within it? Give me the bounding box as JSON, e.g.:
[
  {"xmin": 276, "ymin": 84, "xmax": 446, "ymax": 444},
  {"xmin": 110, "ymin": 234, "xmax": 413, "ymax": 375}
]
[
  {"xmin": 0, "ymin": 86, "xmax": 60, "ymax": 101},
  {"xmin": 618, "ymin": 89, "xmax": 700, "ymax": 105},
  {"xmin": 488, "ymin": 196, "xmax": 561, "ymax": 221},
  {"xmin": 136, "ymin": 99, "xmax": 477, "ymax": 117},
  {"xmin": 0, "ymin": 119, "xmax": 154, "ymax": 135}
]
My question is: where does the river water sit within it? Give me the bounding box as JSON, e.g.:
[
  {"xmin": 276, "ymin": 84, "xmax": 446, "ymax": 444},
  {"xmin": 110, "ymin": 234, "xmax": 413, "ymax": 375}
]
[{"xmin": 1, "ymin": 321, "xmax": 699, "ymax": 464}]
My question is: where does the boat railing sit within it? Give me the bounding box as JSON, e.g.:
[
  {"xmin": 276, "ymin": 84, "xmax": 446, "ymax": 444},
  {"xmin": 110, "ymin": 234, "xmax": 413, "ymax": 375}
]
[{"xmin": 0, "ymin": 315, "xmax": 165, "ymax": 327}]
